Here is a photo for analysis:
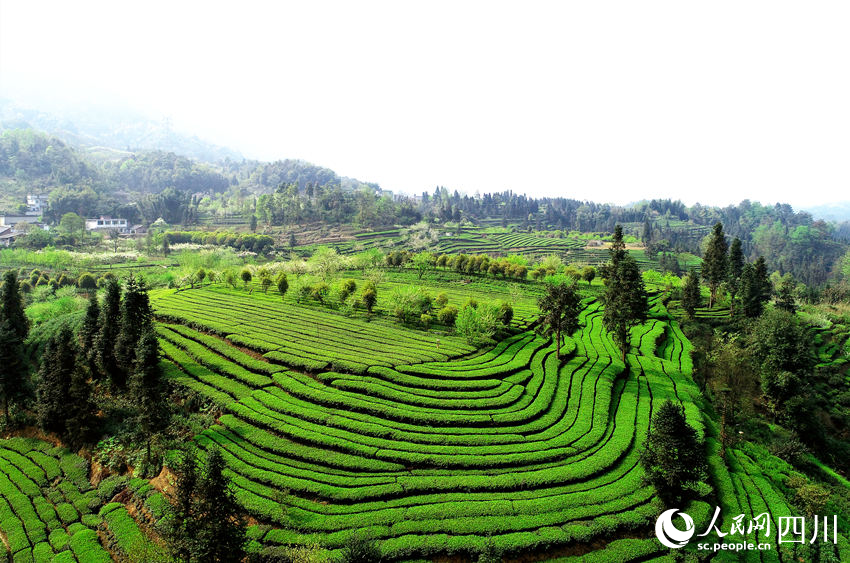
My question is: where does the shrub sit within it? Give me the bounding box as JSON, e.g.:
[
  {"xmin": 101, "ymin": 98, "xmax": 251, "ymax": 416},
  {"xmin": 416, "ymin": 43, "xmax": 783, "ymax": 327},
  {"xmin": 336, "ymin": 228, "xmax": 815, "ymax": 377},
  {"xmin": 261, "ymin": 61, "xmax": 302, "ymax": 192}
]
[
  {"xmin": 240, "ymin": 269, "xmax": 253, "ymax": 289},
  {"xmin": 311, "ymin": 283, "xmax": 330, "ymax": 304},
  {"xmin": 362, "ymin": 286, "xmax": 377, "ymax": 315},
  {"xmin": 340, "ymin": 534, "xmax": 382, "ymax": 563},
  {"xmin": 498, "ymin": 302, "xmax": 514, "ymax": 326},
  {"xmin": 78, "ymin": 273, "xmax": 97, "ymax": 289},
  {"xmin": 437, "ymin": 305, "xmax": 458, "ymax": 326},
  {"xmin": 276, "ymin": 273, "xmax": 288, "ymax": 298}
]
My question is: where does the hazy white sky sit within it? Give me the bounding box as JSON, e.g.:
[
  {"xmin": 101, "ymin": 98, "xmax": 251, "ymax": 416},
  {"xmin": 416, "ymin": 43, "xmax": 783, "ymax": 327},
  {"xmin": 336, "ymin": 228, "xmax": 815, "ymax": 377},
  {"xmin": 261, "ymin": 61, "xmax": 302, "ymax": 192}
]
[{"xmin": 1, "ymin": 1, "xmax": 848, "ymax": 207}]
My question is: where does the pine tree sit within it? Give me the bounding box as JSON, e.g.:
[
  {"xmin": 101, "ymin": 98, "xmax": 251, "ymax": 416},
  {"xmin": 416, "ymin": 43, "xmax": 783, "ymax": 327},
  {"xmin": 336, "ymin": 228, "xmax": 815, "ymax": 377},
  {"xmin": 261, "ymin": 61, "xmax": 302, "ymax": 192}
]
[
  {"xmin": 114, "ymin": 275, "xmax": 153, "ymax": 388},
  {"xmin": 681, "ymin": 269, "xmax": 701, "ymax": 319},
  {"xmin": 602, "ymin": 253, "xmax": 649, "ymax": 361},
  {"xmin": 536, "ymin": 282, "xmax": 582, "ymax": 359},
  {"xmin": 1, "ymin": 271, "xmax": 29, "ymax": 341},
  {"xmin": 97, "ymin": 278, "xmax": 122, "ymax": 386},
  {"xmin": 641, "ymin": 400, "xmax": 707, "ymax": 506},
  {"xmin": 0, "ymin": 318, "xmax": 25, "ymax": 420},
  {"xmin": 727, "ymin": 237, "xmax": 744, "ymax": 314},
  {"xmin": 79, "ymin": 292, "xmax": 101, "ymax": 378},
  {"xmin": 132, "ymin": 328, "xmax": 165, "ymax": 460},
  {"xmin": 701, "ymin": 223, "xmax": 728, "ymax": 308},
  {"xmin": 37, "ymin": 328, "xmax": 76, "ymax": 434},
  {"xmin": 194, "ymin": 449, "xmax": 246, "ymax": 562},
  {"xmin": 64, "ymin": 360, "xmax": 97, "ymax": 450}
]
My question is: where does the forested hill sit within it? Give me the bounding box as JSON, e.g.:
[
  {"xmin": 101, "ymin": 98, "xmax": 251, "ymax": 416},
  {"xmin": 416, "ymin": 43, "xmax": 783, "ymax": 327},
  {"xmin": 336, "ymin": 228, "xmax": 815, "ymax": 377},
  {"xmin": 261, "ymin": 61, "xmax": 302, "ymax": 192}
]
[
  {"xmin": 0, "ymin": 128, "xmax": 379, "ymax": 220},
  {"xmin": 1, "ymin": 126, "xmax": 849, "ymax": 286},
  {"xmin": 0, "ymin": 97, "xmax": 241, "ymax": 162}
]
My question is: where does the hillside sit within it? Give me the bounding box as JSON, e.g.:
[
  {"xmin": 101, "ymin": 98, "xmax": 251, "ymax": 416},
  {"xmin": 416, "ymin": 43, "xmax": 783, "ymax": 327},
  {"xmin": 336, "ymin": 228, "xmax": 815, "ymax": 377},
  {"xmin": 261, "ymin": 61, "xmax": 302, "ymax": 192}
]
[{"xmin": 0, "ymin": 97, "xmax": 242, "ymax": 163}]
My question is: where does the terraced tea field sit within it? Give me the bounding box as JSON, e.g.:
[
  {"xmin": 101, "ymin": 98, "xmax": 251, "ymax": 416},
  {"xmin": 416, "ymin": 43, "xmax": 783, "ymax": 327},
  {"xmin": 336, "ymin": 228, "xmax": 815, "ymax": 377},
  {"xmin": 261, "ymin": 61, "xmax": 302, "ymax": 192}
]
[
  {"xmin": 143, "ymin": 286, "xmax": 725, "ymax": 559},
  {"xmin": 4, "ymin": 279, "xmax": 847, "ymax": 561},
  {"xmin": 0, "ymin": 438, "xmax": 166, "ymax": 562},
  {"xmin": 153, "ymin": 286, "xmax": 475, "ymax": 373}
]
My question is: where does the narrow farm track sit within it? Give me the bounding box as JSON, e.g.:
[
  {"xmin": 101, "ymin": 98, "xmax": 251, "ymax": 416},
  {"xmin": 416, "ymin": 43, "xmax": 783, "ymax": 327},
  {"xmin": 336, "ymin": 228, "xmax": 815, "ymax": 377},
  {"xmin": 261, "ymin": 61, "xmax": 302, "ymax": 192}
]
[{"xmin": 148, "ymin": 289, "xmax": 708, "ymax": 560}]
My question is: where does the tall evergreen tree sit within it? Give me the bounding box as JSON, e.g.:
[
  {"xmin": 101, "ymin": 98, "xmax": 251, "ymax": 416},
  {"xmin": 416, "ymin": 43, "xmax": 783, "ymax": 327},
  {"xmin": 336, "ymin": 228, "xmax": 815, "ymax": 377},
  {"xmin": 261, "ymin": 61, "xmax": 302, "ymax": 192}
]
[
  {"xmin": 79, "ymin": 292, "xmax": 101, "ymax": 377},
  {"xmin": 114, "ymin": 275, "xmax": 153, "ymax": 387},
  {"xmin": 0, "ymin": 318, "xmax": 26, "ymax": 420},
  {"xmin": 741, "ymin": 257, "xmax": 771, "ymax": 318},
  {"xmin": 775, "ymin": 274, "xmax": 797, "ymax": 314},
  {"xmin": 602, "ymin": 253, "xmax": 649, "ymax": 361},
  {"xmin": 37, "ymin": 328, "xmax": 76, "ymax": 434},
  {"xmin": 536, "ymin": 282, "xmax": 582, "ymax": 359},
  {"xmin": 132, "ymin": 328, "xmax": 165, "ymax": 459},
  {"xmin": 97, "ymin": 278, "xmax": 122, "ymax": 386},
  {"xmin": 681, "ymin": 269, "xmax": 701, "ymax": 319},
  {"xmin": 194, "ymin": 449, "xmax": 247, "ymax": 562},
  {"xmin": 701, "ymin": 222, "xmax": 728, "ymax": 308},
  {"xmin": 727, "ymin": 237, "xmax": 744, "ymax": 314},
  {"xmin": 166, "ymin": 446, "xmax": 199, "ymax": 563},
  {"xmin": 641, "ymin": 400, "xmax": 707, "ymax": 506},
  {"xmin": 64, "ymin": 360, "xmax": 97, "ymax": 450},
  {"xmin": 610, "ymin": 224, "xmax": 627, "ymax": 265},
  {"xmin": 0, "ymin": 271, "xmax": 28, "ymax": 341},
  {"xmin": 642, "ymin": 217, "xmax": 652, "ymax": 244}
]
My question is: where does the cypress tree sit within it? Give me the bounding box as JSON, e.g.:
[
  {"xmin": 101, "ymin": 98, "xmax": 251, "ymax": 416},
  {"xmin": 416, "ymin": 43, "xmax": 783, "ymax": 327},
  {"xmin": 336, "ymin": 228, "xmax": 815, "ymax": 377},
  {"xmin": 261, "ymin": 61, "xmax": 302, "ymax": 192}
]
[
  {"xmin": 701, "ymin": 223, "xmax": 728, "ymax": 308},
  {"xmin": 64, "ymin": 360, "xmax": 97, "ymax": 450},
  {"xmin": 641, "ymin": 400, "xmax": 707, "ymax": 506},
  {"xmin": 775, "ymin": 274, "xmax": 797, "ymax": 314},
  {"xmin": 165, "ymin": 446, "xmax": 199, "ymax": 563},
  {"xmin": 727, "ymin": 238, "xmax": 744, "ymax": 314},
  {"xmin": 0, "ymin": 268, "xmax": 28, "ymax": 422},
  {"xmin": 741, "ymin": 257, "xmax": 771, "ymax": 318},
  {"xmin": 132, "ymin": 328, "xmax": 165, "ymax": 459},
  {"xmin": 114, "ymin": 275, "xmax": 153, "ymax": 388},
  {"xmin": 602, "ymin": 253, "xmax": 649, "ymax": 361},
  {"xmin": 0, "ymin": 318, "xmax": 25, "ymax": 420},
  {"xmin": 0, "ymin": 270, "xmax": 28, "ymax": 341},
  {"xmin": 642, "ymin": 217, "xmax": 652, "ymax": 244},
  {"xmin": 681, "ymin": 269, "xmax": 701, "ymax": 319},
  {"xmin": 194, "ymin": 448, "xmax": 247, "ymax": 562},
  {"xmin": 37, "ymin": 327, "xmax": 76, "ymax": 434},
  {"xmin": 97, "ymin": 278, "xmax": 122, "ymax": 386},
  {"xmin": 79, "ymin": 292, "xmax": 101, "ymax": 377},
  {"xmin": 610, "ymin": 224, "xmax": 627, "ymax": 265}
]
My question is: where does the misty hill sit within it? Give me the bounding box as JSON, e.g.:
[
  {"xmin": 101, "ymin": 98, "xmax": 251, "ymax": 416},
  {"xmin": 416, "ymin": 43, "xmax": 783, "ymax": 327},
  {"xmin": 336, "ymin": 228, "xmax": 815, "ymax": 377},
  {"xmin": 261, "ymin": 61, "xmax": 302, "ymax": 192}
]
[
  {"xmin": 0, "ymin": 127, "xmax": 382, "ymax": 216},
  {"xmin": 0, "ymin": 97, "xmax": 241, "ymax": 163},
  {"xmin": 803, "ymin": 202, "xmax": 850, "ymax": 223}
]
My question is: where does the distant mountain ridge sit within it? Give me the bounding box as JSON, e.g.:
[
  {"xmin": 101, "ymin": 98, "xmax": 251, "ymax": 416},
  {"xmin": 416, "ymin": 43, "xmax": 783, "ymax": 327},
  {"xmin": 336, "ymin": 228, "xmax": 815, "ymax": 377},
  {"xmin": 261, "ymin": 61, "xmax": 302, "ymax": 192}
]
[
  {"xmin": 0, "ymin": 98, "xmax": 242, "ymax": 163},
  {"xmin": 802, "ymin": 202, "xmax": 850, "ymax": 223}
]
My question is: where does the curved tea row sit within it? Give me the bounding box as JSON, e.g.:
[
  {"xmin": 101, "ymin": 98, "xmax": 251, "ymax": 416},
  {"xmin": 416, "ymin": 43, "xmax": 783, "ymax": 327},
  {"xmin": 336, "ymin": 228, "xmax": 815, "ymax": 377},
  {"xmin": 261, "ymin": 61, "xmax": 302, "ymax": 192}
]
[{"xmin": 153, "ymin": 288, "xmax": 705, "ymax": 559}]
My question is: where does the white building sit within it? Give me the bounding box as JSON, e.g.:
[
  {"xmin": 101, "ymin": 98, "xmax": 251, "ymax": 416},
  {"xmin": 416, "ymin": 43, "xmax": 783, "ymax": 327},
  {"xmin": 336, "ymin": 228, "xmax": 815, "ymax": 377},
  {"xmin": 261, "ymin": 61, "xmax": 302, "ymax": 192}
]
[
  {"xmin": 26, "ymin": 194, "xmax": 49, "ymax": 215},
  {"xmin": 85, "ymin": 216, "xmax": 129, "ymax": 232}
]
